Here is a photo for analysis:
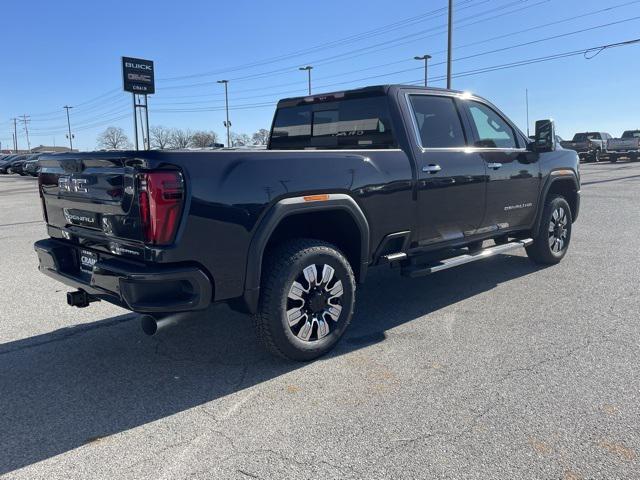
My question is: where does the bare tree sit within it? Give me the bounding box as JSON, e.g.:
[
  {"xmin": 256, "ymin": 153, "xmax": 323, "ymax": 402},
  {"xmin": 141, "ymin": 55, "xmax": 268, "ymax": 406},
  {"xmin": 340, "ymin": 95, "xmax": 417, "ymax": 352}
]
[
  {"xmin": 191, "ymin": 130, "xmax": 219, "ymax": 148},
  {"xmin": 150, "ymin": 125, "xmax": 172, "ymax": 150},
  {"xmin": 97, "ymin": 127, "xmax": 132, "ymax": 150},
  {"xmin": 252, "ymin": 128, "xmax": 270, "ymax": 145},
  {"xmin": 168, "ymin": 128, "xmax": 193, "ymax": 149},
  {"xmin": 230, "ymin": 132, "xmax": 252, "ymax": 147}
]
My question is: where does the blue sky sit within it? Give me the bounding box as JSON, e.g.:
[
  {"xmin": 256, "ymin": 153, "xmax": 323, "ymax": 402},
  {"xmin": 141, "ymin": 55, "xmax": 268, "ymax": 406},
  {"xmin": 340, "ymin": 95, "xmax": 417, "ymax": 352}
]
[{"xmin": 1, "ymin": 0, "xmax": 639, "ymax": 151}]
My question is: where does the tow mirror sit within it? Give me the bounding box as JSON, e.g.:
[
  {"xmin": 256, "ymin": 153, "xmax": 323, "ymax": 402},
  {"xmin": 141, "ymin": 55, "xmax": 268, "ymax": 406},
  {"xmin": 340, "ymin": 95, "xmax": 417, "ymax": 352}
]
[{"xmin": 533, "ymin": 119, "xmax": 556, "ymax": 152}]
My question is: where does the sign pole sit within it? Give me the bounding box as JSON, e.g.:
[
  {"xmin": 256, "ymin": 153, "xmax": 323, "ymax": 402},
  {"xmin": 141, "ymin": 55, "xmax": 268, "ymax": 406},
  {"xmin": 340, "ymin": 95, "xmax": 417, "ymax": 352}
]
[
  {"xmin": 132, "ymin": 93, "xmax": 139, "ymax": 151},
  {"xmin": 144, "ymin": 94, "xmax": 150, "ymax": 150},
  {"xmin": 122, "ymin": 57, "xmax": 155, "ymax": 151}
]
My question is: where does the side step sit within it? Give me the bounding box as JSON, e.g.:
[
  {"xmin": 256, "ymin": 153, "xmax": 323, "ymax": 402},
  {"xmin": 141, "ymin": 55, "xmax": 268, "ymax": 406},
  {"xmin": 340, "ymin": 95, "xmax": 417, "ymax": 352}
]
[{"xmin": 401, "ymin": 238, "xmax": 533, "ymax": 278}]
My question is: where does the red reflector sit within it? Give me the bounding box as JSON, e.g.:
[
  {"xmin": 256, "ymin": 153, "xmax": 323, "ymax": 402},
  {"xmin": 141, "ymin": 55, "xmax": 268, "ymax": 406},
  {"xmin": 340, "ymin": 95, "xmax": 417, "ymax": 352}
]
[{"xmin": 138, "ymin": 171, "xmax": 184, "ymax": 245}]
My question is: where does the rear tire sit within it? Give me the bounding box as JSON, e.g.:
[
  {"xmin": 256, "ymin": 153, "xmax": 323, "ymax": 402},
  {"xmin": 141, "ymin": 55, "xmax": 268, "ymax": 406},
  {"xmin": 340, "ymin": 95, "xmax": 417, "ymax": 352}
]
[
  {"xmin": 610, "ymin": 155, "xmax": 618, "ymax": 163},
  {"xmin": 254, "ymin": 239, "xmax": 356, "ymax": 361},
  {"xmin": 526, "ymin": 196, "xmax": 572, "ymax": 265}
]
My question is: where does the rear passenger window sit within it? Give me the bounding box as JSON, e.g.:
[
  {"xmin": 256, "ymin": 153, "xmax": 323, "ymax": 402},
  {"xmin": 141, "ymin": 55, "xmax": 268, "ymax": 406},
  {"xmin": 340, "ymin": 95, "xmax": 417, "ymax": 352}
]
[
  {"xmin": 467, "ymin": 101, "xmax": 517, "ymax": 149},
  {"xmin": 408, "ymin": 95, "xmax": 466, "ymax": 148}
]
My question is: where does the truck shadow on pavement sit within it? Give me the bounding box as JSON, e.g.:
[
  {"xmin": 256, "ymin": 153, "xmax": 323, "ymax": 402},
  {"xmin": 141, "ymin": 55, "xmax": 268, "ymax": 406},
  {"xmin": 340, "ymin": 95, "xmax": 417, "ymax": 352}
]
[{"xmin": 0, "ymin": 254, "xmax": 542, "ymax": 474}]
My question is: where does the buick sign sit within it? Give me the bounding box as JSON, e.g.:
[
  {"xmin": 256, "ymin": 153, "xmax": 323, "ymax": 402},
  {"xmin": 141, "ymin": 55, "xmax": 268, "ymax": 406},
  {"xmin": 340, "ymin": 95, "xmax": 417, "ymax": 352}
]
[{"xmin": 122, "ymin": 56, "xmax": 155, "ymax": 94}]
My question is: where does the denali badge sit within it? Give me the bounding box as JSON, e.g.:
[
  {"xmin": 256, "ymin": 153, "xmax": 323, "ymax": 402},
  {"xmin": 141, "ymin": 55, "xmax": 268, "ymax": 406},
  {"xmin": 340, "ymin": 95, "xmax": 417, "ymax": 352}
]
[
  {"xmin": 59, "ymin": 176, "xmax": 88, "ymax": 193},
  {"xmin": 504, "ymin": 202, "xmax": 533, "ymax": 211},
  {"xmin": 63, "ymin": 209, "xmax": 96, "ymax": 225}
]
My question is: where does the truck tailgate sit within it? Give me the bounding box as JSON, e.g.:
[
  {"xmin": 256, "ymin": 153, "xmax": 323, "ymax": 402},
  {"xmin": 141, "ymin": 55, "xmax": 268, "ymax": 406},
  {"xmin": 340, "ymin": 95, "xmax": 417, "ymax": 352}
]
[{"xmin": 38, "ymin": 153, "xmax": 144, "ymax": 249}]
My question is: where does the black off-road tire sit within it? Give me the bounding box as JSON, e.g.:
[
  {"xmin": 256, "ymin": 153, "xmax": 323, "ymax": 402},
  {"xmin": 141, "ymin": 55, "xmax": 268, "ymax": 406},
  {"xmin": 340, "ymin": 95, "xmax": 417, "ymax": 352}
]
[
  {"xmin": 526, "ymin": 195, "xmax": 572, "ymax": 265},
  {"xmin": 254, "ymin": 238, "xmax": 356, "ymax": 361}
]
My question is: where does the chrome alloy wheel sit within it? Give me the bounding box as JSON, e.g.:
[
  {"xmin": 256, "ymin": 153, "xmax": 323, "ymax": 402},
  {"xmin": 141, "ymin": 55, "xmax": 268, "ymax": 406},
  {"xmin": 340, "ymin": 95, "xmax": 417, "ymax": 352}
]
[
  {"xmin": 548, "ymin": 206, "xmax": 568, "ymax": 253},
  {"xmin": 286, "ymin": 264, "xmax": 344, "ymax": 342}
]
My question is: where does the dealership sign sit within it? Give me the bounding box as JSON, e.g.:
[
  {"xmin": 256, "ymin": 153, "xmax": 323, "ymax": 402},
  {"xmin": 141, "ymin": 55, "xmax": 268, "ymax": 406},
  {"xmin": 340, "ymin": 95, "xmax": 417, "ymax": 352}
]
[{"xmin": 122, "ymin": 57, "xmax": 155, "ymax": 94}]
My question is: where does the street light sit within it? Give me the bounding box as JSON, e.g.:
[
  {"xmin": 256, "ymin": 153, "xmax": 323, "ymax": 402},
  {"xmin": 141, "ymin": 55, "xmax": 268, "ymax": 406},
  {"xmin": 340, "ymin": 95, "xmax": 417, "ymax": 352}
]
[
  {"xmin": 414, "ymin": 55, "xmax": 432, "ymax": 87},
  {"xmin": 217, "ymin": 80, "xmax": 231, "ymax": 147},
  {"xmin": 299, "ymin": 66, "xmax": 313, "ymax": 95}
]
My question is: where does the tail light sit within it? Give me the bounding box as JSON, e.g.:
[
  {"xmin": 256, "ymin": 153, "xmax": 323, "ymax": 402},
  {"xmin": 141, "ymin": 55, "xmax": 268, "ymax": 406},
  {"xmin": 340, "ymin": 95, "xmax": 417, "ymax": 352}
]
[{"xmin": 138, "ymin": 171, "xmax": 184, "ymax": 245}]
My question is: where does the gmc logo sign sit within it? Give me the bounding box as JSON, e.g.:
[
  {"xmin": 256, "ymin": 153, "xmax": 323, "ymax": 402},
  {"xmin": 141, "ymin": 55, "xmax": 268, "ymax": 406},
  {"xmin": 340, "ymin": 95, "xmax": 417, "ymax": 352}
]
[{"xmin": 58, "ymin": 176, "xmax": 88, "ymax": 193}]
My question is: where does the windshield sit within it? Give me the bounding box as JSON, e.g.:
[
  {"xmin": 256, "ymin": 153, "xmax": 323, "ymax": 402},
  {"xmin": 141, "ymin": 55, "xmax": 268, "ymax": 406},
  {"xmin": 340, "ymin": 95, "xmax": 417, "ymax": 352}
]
[{"xmin": 621, "ymin": 130, "xmax": 640, "ymax": 139}]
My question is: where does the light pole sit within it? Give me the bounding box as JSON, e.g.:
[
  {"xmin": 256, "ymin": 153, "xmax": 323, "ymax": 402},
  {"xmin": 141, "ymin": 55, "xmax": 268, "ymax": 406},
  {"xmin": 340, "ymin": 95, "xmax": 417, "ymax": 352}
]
[
  {"xmin": 217, "ymin": 80, "xmax": 231, "ymax": 147},
  {"xmin": 414, "ymin": 55, "xmax": 432, "ymax": 86},
  {"xmin": 63, "ymin": 105, "xmax": 74, "ymax": 150},
  {"xmin": 526, "ymin": 88, "xmax": 530, "ymax": 138},
  {"xmin": 299, "ymin": 66, "xmax": 313, "ymax": 95},
  {"xmin": 447, "ymin": 0, "xmax": 453, "ymax": 89}
]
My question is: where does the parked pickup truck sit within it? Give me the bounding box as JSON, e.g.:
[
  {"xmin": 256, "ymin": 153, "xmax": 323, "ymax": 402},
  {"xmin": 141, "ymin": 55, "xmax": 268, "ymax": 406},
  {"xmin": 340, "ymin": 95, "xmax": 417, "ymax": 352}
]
[
  {"xmin": 34, "ymin": 85, "xmax": 580, "ymax": 361},
  {"xmin": 606, "ymin": 130, "xmax": 640, "ymax": 162},
  {"xmin": 560, "ymin": 132, "xmax": 612, "ymax": 162}
]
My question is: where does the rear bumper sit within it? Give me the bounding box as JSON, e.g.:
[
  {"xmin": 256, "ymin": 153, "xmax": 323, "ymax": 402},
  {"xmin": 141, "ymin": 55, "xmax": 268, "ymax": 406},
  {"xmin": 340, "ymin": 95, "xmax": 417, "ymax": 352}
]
[
  {"xmin": 603, "ymin": 150, "xmax": 639, "ymax": 157},
  {"xmin": 34, "ymin": 238, "xmax": 212, "ymax": 313}
]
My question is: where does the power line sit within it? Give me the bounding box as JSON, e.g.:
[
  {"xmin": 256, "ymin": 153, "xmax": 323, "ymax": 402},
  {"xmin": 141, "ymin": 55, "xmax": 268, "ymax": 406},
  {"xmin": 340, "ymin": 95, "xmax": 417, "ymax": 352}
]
[
  {"xmin": 150, "ymin": 15, "xmax": 640, "ymax": 108},
  {"xmin": 9, "ymin": 1, "xmax": 640, "ymax": 138},
  {"xmin": 158, "ymin": 0, "xmax": 482, "ymax": 82},
  {"xmin": 149, "ymin": 38, "xmax": 640, "ymax": 115},
  {"xmin": 10, "ymin": 0, "xmax": 638, "ymax": 127},
  {"xmin": 157, "ymin": 0, "xmax": 535, "ymax": 90}
]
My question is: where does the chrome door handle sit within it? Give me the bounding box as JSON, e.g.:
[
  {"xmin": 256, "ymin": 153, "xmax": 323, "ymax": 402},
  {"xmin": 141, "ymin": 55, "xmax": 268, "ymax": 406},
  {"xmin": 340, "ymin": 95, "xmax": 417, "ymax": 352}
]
[
  {"xmin": 487, "ymin": 162, "xmax": 503, "ymax": 170},
  {"xmin": 422, "ymin": 164, "xmax": 442, "ymax": 174}
]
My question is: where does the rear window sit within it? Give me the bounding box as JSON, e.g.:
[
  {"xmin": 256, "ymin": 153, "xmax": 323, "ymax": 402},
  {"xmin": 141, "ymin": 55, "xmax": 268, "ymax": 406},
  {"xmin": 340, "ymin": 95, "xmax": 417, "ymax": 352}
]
[
  {"xmin": 572, "ymin": 133, "xmax": 599, "ymax": 142},
  {"xmin": 622, "ymin": 130, "xmax": 640, "ymax": 139},
  {"xmin": 270, "ymin": 96, "xmax": 396, "ymax": 150}
]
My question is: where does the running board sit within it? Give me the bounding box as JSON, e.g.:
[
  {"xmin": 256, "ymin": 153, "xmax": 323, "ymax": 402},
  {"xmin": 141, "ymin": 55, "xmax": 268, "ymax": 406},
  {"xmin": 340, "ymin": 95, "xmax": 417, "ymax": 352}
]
[{"xmin": 401, "ymin": 238, "xmax": 533, "ymax": 278}]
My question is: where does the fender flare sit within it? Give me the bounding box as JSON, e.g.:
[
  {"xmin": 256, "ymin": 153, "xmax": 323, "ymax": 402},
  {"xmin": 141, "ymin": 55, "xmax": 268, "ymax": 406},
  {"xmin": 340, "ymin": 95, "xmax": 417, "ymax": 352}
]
[
  {"xmin": 241, "ymin": 194, "xmax": 370, "ymax": 313},
  {"xmin": 533, "ymin": 170, "xmax": 580, "ymax": 234}
]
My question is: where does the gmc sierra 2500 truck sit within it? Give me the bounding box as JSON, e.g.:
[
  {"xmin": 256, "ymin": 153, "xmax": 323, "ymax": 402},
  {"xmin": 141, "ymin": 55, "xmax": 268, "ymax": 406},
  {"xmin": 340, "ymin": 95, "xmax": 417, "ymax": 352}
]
[
  {"xmin": 606, "ymin": 130, "xmax": 640, "ymax": 163},
  {"xmin": 560, "ymin": 132, "xmax": 612, "ymax": 163},
  {"xmin": 34, "ymin": 85, "xmax": 580, "ymax": 361}
]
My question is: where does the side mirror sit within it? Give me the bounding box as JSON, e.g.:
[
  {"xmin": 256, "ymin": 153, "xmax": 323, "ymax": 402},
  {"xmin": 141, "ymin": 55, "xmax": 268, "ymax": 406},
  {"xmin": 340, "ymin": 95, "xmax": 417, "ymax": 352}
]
[{"xmin": 533, "ymin": 119, "xmax": 556, "ymax": 152}]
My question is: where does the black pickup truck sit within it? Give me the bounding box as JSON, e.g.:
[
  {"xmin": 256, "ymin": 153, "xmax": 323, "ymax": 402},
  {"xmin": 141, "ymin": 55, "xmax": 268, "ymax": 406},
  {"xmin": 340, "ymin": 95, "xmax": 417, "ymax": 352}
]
[{"xmin": 34, "ymin": 85, "xmax": 580, "ymax": 361}]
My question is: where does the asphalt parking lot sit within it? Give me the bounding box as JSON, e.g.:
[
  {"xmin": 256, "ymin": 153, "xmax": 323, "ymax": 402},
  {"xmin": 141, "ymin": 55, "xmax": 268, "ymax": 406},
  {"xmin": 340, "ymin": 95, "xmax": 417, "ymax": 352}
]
[{"xmin": 0, "ymin": 162, "xmax": 639, "ymax": 479}]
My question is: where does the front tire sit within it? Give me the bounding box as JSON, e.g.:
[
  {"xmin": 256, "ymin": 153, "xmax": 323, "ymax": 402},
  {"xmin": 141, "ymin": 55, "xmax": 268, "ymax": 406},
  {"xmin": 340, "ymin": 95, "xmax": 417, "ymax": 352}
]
[
  {"xmin": 254, "ymin": 239, "xmax": 356, "ymax": 361},
  {"xmin": 526, "ymin": 196, "xmax": 572, "ymax": 265}
]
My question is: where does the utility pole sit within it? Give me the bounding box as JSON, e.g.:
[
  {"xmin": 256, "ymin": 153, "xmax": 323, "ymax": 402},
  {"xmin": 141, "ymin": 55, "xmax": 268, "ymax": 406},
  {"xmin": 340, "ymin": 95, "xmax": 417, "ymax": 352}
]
[
  {"xmin": 299, "ymin": 66, "xmax": 313, "ymax": 95},
  {"xmin": 11, "ymin": 118, "xmax": 18, "ymax": 151},
  {"xmin": 217, "ymin": 80, "xmax": 231, "ymax": 147},
  {"xmin": 414, "ymin": 55, "xmax": 432, "ymax": 86},
  {"xmin": 447, "ymin": 0, "xmax": 453, "ymax": 89},
  {"xmin": 63, "ymin": 105, "xmax": 74, "ymax": 150},
  {"xmin": 526, "ymin": 88, "xmax": 530, "ymax": 138},
  {"xmin": 19, "ymin": 115, "xmax": 31, "ymax": 152}
]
